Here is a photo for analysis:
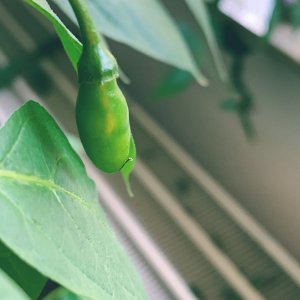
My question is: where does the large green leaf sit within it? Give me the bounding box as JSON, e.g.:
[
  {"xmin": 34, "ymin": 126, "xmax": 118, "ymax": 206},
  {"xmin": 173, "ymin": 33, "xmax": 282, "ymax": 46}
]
[
  {"xmin": 0, "ymin": 101, "xmax": 146, "ymax": 300},
  {"xmin": 25, "ymin": 0, "xmax": 207, "ymax": 85},
  {"xmin": 0, "ymin": 240, "xmax": 46, "ymax": 299},
  {"xmin": 0, "ymin": 268, "xmax": 30, "ymax": 300},
  {"xmin": 184, "ymin": 0, "xmax": 227, "ymax": 81}
]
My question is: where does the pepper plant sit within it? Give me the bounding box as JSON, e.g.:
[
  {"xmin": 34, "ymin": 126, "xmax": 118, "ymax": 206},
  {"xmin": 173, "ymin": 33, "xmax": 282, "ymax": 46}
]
[{"xmin": 0, "ymin": 0, "xmax": 224, "ymax": 299}]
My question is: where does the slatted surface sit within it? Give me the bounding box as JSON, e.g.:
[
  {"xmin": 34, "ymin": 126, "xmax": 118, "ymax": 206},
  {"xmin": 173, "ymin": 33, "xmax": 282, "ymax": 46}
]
[
  {"xmin": 129, "ymin": 119, "xmax": 300, "ymax": 299},
  {"xmin": 1, "ymin": 1, "xmax": 300, "ymax": 299}
]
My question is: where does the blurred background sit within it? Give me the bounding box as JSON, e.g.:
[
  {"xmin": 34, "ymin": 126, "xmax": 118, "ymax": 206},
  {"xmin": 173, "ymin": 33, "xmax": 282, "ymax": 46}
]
[{"xmin": 1, "ymin": 0, "xmax": 300, "ymax": 299}]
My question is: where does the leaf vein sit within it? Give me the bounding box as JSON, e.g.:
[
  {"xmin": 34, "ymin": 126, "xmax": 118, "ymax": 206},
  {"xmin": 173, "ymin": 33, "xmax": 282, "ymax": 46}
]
[
  {"xmin": 0, "ymin": 170, "xmax": 93, "ymax": 211},
  {"xmin": 0, "ymin": 189, "xmax": 114, "ymax": 300},
  {"xmin": 0, "ymin": 122, "xmax": 26, "ymax": 166},
  {"xmin": 52, "ymin": 190, "xmax": 101, "ymax": 282}
]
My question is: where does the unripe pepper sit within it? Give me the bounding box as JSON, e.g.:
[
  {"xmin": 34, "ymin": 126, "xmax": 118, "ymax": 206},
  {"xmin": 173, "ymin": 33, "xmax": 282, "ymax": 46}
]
[
  {"xmin": 69, "ymin": 0, "xmax": 132, "ymax": 174},
  {"xmin": 76, "ymin": 79, "xmax": 131, "ymax": 173}
]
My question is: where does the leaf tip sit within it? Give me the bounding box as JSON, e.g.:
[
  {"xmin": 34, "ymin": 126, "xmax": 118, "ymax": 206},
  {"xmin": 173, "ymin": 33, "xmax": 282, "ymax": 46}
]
[{"xmin": 194, "ymin": 72, "xmax": 209, "ymax": 86}]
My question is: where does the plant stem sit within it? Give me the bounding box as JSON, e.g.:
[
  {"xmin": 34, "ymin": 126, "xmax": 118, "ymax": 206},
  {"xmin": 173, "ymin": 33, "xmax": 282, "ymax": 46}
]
[{"xmin": 68, "ymin": 0, "xmax": 100, "ymax": 46}]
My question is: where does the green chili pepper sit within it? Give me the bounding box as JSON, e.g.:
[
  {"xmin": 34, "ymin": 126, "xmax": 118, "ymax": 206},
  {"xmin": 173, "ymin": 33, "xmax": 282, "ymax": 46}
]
[{"xmin": 69, "ymin": 0, "xmax": 133, "ymax": 174}]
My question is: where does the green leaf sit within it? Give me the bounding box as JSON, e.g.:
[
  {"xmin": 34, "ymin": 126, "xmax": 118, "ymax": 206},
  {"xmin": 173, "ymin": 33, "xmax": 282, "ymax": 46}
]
[
  {"xmin": 184, "ymin": 0, "xmax": 228, "ymax": 81},
  {"xmin": 153, "ymin": 68, "xmax": 193, "ymax": 99},
  {"xmin": 220, "ymin": 99, "xmax": 239, "ymax": 111},
  {"xmin": 288, "ymin": 3, "xmax": 300, "ymax": 29},
  {"xmin": 178, "ymin": 23, "xmax": 204, "ymax": 62},
  {"xmin": 0, "ymin": 240, "xmax": 46, "ymax": 299},
  {"xmin": 27, "ymin": 0, "xmax": 207, "ymax": 85},
  {"xmin": 24, "ymin": 0, "xmax": 129, "ymax": 83},
  {"xmin": 153, "ymin": 23, "xmax": 203, "ymax": 98},
  {"xmin": 24, "ymin": 0, "xmax": 82, "ymax": 71},
  {"xmin": 0, "ymin": 101, "xmax": 146, "ymax": 300},
  {"xmin": 0, "ymin": 268, "xmax": 30, "ymax": 300},
  {"xmin": 44, "ymin": 287, "xmax": 84, "ymax": 300}
]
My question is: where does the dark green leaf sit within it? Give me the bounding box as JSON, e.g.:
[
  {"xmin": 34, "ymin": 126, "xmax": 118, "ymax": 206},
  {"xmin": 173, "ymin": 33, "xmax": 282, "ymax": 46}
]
[
  {"xmin": 177, "ymin": 23, "xmax": 203, "ymax": 62},
  {"xmin": 153, "ymin": 68, "xmax": 193, "ymax": 98},
  {"xmin": 288, "ymin": 3, "xmax": 300, "ymax": 28},
  {"xmin": 0, "ymin": 268, "xmax": 30, "ymax": 300},
  {"xmin": 184, "ymin": 0, "xmax": 227, "ymax": 81},
  {"xmin": 0, "ymin": 240, "xmax": 46, "ymax": 299},
  {"xmin": 220, "ymin": 99, "xmax": 239, "ymax": 111}
]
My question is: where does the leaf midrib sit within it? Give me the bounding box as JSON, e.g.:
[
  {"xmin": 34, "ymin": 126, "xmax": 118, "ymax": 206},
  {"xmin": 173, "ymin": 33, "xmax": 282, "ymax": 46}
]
[{"xmin": 0, "ymin": 170, "xmax": 91, "ymax": 210}]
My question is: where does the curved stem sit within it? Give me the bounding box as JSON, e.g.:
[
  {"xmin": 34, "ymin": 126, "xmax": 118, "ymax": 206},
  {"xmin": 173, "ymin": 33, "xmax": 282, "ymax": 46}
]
[{"xmin": 68, "ymin": 0, "xmax": 101, "ymax": 46}]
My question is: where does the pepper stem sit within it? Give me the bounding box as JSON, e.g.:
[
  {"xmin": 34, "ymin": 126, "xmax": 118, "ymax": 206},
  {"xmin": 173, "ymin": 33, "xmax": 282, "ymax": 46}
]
[{"xmin": 68, "ymin": 0, "xmax": 101, "ymax": 47}]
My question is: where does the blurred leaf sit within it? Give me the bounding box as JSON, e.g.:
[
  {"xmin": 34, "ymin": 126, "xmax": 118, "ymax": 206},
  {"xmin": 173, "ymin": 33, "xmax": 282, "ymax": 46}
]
[
  {"xmin": 220, "ymin": 99, "xmax": 239, "ymax": 111},
  {"xmin": 25, "ymin": 0, "xmax": 130, "ymax": 83},
  {"xmin": 24, "ymin": 0, "xmax": 82, "ymax": 71},
  {"xmin": 265, "ymin": 1, "xmax": 282, "ymax": 38},
  {"xmin": 52, "ymin": 0, "xmax": 208, "ymax": 85},
  {"xmin": 0, "ymin": 101, "xmax": 146, "ymax": 300},
  {"xmin": 184, "ymin": 0, "xmax": 227, "ymax": 81},
  {"xmin": 0, "ymin": 268, "xmax": 30, "ymax": 300},
  {"xmin": 0, "ymin": 240, "xmax": 46, "ymax": 299},
  {"xmin": 288, "ymin": 3, "xmax": 300, "ymax": 28},
  {"xmin": 178, "ymin": 23, "xmax": 203, "ymax": 59},
  {"xmin": 238, "ymin": 113, "xmax": 256, "ymax": 140},
  {"xmin": 0, "ymin": 37, "xmax": 59, "ymax": 91},
  {"xmin": 154, "ymin": 68, "xmax": 193, "ymax": 98},
  {"xmin": 153, "ymin": 23, "xmax": 203, "ymax": 98}
]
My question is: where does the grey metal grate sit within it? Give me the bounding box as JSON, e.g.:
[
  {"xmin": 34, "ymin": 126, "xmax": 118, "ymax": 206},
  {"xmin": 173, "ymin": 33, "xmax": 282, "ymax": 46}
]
[{"xmin": 129, "ymin": 118, "xmax": 300, "ymax": 299}]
